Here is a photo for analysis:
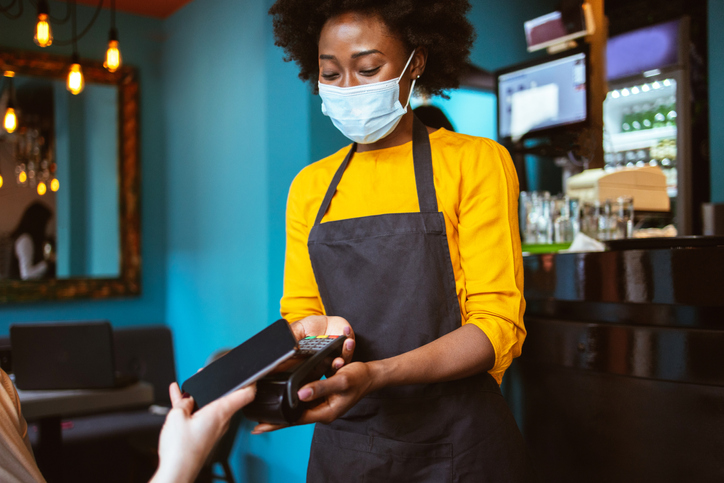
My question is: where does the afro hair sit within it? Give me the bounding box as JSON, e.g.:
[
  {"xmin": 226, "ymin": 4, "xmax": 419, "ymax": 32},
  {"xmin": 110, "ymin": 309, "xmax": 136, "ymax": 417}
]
[{"xmin": 268, "ymin": 0, "xmax": 476, "ymax": 98}]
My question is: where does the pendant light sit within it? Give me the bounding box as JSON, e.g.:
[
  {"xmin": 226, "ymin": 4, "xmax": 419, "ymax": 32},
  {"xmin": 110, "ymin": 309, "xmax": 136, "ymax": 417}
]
[
  {"xmin": 3, "ymin": 71, "xmax": 17, "ymax": 134},
  {"xmin": 67, "ymin": 1, "xmax": 84, "ymax": 95},
  {"xmin": 34, "ymin": 0, "xmax": 53, "ymax": 47},
  {"xmin": 103, "ymin": 0, "xmax": 122, "ymax": 72},
  {"xmin": 67, "ymin": 53, "xmax": 85, "ymax": 95}
]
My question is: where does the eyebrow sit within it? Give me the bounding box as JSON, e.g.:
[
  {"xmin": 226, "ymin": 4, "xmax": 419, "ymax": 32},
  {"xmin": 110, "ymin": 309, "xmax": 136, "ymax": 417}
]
[{"xmin": 319, "ymin": 49, "xmax": 383, "ymax": 60}]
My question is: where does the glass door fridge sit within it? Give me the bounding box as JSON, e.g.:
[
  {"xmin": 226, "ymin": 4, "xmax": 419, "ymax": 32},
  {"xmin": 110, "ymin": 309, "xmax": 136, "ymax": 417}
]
[{"xmin": 603, "ymin": 18, "xmax": 697, "ymax": 234}]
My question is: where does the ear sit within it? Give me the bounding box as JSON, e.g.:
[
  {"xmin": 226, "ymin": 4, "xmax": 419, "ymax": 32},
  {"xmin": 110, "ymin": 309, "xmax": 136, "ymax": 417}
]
[{"xmin": 410, "ymin": 47, "xmax": 428, "ymax": 80}]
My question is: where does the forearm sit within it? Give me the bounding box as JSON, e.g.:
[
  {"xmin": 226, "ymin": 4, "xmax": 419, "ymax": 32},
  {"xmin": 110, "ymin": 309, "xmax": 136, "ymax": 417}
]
[
  {"xmin": 367, "ymin": 323, "xmax": 495, "ymax": 391},
  {"xmin": 149, "ymin": 460, "xmax": 199, "ymax": 483}
]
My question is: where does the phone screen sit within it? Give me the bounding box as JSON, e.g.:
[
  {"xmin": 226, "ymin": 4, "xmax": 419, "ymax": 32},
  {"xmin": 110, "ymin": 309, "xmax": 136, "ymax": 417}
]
[{"xmin": 181, "ymin": 319, "xmax": 297, "ymax": 408}]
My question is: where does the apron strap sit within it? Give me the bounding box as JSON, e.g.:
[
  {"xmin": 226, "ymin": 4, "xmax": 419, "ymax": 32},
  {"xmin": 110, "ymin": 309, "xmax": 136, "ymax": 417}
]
[
  {"xmin": 313, "ymin": 115, "xmax": 437, "ymax": 227},
  {"xmin": 314, "ymin": 143, "xmax": 357, "ymax": 227},
  {"xmin": 412, "ymin": 115, "xmax": 438, "ymax": 213}
]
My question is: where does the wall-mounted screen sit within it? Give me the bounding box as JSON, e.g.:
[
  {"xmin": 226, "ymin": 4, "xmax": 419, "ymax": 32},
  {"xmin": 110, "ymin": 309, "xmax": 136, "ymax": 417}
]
[{"xmin": 497, "ymin": 49, "xmax": 588, "ymax": 141}]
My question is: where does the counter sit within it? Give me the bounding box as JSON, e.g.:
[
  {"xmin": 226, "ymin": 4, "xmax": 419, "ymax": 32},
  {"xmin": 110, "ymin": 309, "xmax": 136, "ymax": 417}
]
[{"xmin": 509, "ymin": 241, "xmax": 724, "ymax": 482}]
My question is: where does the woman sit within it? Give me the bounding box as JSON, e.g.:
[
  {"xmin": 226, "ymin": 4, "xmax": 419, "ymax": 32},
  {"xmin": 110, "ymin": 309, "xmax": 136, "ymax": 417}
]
[
  {"xmin": 9, "ymin": 202, "xmax": 54, "ymax": 281},
  {"xmin": 257, "ymin": 1, "xmax": 533, "ymax": 480}
]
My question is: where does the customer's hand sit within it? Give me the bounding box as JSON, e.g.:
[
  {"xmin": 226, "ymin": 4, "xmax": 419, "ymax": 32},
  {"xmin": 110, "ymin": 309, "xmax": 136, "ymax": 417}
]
[
  {"xmin": 150, "ymin": 382, "xmax": 256, "ymax": 483},
  {"xmin": 252, "ymin": 361, "xmax": 374, "ymax": 434},
  {"xmin": 290, "ymin": 315, "xmax": 356, "ymax": 369}
]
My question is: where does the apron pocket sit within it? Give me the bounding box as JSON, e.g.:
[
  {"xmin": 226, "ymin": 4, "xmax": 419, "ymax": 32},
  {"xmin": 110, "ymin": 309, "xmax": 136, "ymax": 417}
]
[{"xmin": 309, "ymin": 424, "xmax": 453, "ymax": 483}]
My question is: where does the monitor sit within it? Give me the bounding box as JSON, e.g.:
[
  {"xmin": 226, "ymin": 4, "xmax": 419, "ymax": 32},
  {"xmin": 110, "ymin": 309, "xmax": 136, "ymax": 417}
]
[
  {"xmin": 524, "ymin": 2, "xmax": 594, "ymax": 53},
  {"xmin": 497, "ymin": 49, "xmax": 588, "ymax": 142}
]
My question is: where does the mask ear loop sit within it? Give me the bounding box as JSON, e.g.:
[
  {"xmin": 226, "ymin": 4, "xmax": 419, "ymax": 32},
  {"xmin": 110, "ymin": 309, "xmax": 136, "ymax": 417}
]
[{"xmin": 398, "ymin": 49, "xmax": 418, "ymax": 110}]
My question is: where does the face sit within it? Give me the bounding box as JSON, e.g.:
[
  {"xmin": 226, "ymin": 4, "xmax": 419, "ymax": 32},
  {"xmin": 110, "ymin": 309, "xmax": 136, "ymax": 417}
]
[{"xmin": 318, "ymin": 12, "xmax": 426, "ymax": 104}]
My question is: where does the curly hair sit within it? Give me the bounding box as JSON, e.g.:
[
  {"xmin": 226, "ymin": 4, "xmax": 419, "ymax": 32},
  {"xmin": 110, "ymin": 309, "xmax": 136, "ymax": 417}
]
[{"xmin": 268, "ymin": 0, "xmax": 475, "ymax": 98}]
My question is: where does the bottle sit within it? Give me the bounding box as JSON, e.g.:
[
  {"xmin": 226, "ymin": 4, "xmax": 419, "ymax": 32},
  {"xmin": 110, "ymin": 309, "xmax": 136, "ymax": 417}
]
[
  {"xmin": 631, "ymin": 105, "xmax": 642, "ymax": 131},
  {"xmin": 666, "ymin": 96, "xmax": 677, "ymax": 127},
  {"xmin": 653, "ymin": 98, "xmax": 667, "ymax": 129},
  {"xmin": 641, "ymin": 103, "xmax": 654, "ymax": 129},
  {"xmin": 621, "ymin": 107, "xmax": 633, "ymax": 132}
]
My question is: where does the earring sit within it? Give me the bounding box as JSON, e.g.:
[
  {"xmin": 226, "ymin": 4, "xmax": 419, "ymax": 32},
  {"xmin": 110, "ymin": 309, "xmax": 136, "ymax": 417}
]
[{"xmin": 417, "ymin": 75, "xmax": 421, "ymax": 79}]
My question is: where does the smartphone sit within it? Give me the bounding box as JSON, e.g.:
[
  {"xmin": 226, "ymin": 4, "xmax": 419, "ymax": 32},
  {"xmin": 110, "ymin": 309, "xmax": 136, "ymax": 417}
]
[{"xmin": 181, "ymin": 319, "xmax": 298, "ymax": 409}]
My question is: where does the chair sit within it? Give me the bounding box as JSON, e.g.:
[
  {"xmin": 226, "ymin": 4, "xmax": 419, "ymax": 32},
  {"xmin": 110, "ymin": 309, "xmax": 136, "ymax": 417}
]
[{"xmin": 31, "ymin": 325, "xmax": 177, "ymax": 483}]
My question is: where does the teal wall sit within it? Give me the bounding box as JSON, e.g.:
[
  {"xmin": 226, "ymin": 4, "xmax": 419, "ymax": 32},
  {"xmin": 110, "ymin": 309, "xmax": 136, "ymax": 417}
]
[
  {"xmin": 710, "ymin": 0, "xmax": 724, "ymax": 202},
  {"xmin": 161, "ymin": 0, "xmax": 315, "ymax": 480},
  {"xmin": 0, "ymin": 3, "xmax": 167, "ymax": 330}
]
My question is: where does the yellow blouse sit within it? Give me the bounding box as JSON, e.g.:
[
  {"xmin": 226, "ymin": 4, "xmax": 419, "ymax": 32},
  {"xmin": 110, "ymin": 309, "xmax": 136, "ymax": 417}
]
[{"xmin": 281, "ymin": 128, "xmax": 526, "ymax": 384}]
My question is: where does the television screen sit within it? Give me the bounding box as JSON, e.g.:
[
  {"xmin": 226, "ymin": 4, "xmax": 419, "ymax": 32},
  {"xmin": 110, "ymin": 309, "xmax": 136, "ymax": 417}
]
[
  {"xmin": 497, "ymin": 50, "xmax": 588, "ymax": 141},
  {"xmin": 607, "ymin": 19, "xmax": 681, "ymax": 81}
]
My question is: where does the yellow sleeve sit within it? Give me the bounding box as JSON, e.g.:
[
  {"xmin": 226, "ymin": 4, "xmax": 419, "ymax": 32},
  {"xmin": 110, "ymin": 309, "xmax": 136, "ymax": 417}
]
[
  {"xmin": 458, "ymin": 139, "xmax": 526, "ymax": 384},
  {"xmin": 280, "ymin": 169, "xmax": 326, "ymax": 322}
]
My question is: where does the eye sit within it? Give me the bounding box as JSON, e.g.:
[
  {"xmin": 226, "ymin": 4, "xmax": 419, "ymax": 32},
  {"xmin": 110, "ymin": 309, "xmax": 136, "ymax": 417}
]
[
  {"xmin": 360, "ymin": 66, "xmax": 381, "ymax": 76},
  {"xmin": 320, "ymin": 72, "xmax": 339, "ymax": 80}
]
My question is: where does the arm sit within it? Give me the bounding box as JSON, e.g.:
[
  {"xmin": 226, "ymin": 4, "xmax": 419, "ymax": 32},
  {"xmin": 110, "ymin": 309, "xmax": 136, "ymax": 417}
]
[
  {"xmin": 15, "ymin": 235, "xmax": 48, "ymax": 280},
  {"xmin": 280, "ymin": 171, "xmax": 326, "ymax": 323}
]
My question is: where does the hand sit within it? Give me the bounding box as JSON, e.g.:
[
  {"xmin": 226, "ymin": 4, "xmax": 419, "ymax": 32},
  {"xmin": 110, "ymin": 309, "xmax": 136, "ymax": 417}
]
[
  {"xmin": 150, "ymin": 382, "xmax": 256, "ymax": 483},
  {"xmin": 252, "ymin": 361, "xmax": 375, "ymax": 434},
  {"xmin": 290, "ymin": 315, "xmax": 356, "ymax": 369}
]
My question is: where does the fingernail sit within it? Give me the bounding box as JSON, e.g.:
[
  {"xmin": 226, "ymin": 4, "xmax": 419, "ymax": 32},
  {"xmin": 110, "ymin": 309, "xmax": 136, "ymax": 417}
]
[
  {"xmin": 343, "ymin": 326, "xmax": 351, "ymax": 336},
  {"xmin": 298, "ymin": 388, "xmax": 313, "ymax": 401},
  {"xmin": 345, "ymin": 340, "xmax": 354, "ymax": 351},
  {"xmin": 334, "ymin": 360, "xmax": 343, "ymax": 369}
]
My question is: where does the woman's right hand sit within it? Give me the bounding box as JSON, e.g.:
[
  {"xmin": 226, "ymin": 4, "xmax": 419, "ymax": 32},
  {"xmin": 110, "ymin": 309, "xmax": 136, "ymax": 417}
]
[{"xmin": 290, "ymin": 315, "xmax": 355, "ymax": 369}]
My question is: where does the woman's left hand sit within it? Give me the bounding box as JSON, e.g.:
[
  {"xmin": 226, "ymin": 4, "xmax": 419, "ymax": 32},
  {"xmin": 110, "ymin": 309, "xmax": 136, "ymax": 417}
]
[{"xmin": 251, "ymin": 361, "xmax": 376, "ymax": 434}]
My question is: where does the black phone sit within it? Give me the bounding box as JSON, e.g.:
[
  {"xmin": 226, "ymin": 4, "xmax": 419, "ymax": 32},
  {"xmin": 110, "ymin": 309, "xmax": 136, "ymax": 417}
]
[
  {"xmin": 242, "ymin": 334, "xmax": 346, "ymax": 424},
  {"xmin": 181, "ymin": 319, "xmax": 298, "ymax": 409}
]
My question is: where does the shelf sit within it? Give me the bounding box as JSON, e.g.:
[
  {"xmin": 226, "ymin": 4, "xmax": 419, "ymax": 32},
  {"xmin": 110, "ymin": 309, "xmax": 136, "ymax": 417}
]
[{"xmin": 608, "ymin": 126, "xmax": 677, "ymax": 152}]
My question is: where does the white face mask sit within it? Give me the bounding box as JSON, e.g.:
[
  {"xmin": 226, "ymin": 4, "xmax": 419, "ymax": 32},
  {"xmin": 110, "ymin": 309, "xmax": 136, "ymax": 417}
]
[{"xmin": 318, "ymin": 50, "xmax": 417, "ymax": 144}]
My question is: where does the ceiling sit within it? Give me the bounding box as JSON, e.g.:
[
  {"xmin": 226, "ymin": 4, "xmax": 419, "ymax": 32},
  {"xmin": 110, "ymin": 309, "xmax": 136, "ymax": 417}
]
[{"xmin": 74, "ymin": 0, "xmax": 194, "ymax": 19}]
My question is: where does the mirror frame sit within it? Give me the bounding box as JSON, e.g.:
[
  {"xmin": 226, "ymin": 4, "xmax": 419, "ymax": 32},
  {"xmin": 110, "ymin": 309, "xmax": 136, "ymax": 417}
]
[{"xmin": 0, "ymin": 48, "xmax": 140, "ymax": 303}]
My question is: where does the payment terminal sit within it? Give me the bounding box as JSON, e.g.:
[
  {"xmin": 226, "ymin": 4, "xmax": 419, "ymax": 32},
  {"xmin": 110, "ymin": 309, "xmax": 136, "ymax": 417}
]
[{"xmin": 242, "ymin": 334, "xmax": 346, "ymax": 424}]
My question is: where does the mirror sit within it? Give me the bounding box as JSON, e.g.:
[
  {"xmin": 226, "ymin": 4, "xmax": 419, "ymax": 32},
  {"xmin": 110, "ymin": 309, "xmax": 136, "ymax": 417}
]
[{"xmin": 0, "ymin": 48, "xmax": 140, "ymax": 302}]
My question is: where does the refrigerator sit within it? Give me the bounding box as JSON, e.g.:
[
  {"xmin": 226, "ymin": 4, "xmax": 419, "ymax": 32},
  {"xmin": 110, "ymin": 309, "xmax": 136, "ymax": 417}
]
[{"xmin": 602, "ymin": 17, "xmax": 706, "ymax": 235}]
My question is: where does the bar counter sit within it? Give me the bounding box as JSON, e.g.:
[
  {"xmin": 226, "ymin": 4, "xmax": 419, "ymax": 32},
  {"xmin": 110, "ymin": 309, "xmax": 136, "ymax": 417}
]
[{"xmin": 508, "ymin": 239, "xmax": 724, "ymax": 482}]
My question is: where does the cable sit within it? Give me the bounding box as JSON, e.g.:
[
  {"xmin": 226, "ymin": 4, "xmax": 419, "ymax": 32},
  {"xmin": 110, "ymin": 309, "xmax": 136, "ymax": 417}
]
[
  {"xmin": 0, "ymin": 0, "xmax": 24, "ymax": 20},
  {"xmin": 53, "ymin": 0, "xmax": 104, "ymax": 46},
  {"xmin": 28, "ymin": 0, "xmax": 71, "ymax": 24}
]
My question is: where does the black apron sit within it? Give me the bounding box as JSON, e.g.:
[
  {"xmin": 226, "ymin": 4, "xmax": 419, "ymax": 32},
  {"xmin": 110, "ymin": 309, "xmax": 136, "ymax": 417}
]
[{"xmin": 306, "ymin": 117, "xmax": 534, "ymax": 482}]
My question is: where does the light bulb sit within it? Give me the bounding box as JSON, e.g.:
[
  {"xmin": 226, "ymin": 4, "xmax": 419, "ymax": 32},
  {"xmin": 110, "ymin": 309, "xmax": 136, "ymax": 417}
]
[
  {"xmin": 0, "ymin": 174, "xmax": 3, "ymax": 188},
  {"xmin": 4, "ymin": 107, "xmax": 17, "ymax": 133},
  {"xmin": 37, "ymin": 181, "xmax": 47, "ymax": 196},
  {"xmin": 34, "ymin": 13, "xmax": 53, "ymax": 47},
  {"xmin": 104, "ymin": 40, "xmax": 122, "ymax": 72},
  {"xmin": 50, "ymin": 178, "xmax": 59, "ymax": 192},
  {"xmin": 67, "ymin": 63, "xmax": 85, "ymax": 95},
  {"xmin": 19, "ymin": 171, "xmax": 27, "ymax": 183}
]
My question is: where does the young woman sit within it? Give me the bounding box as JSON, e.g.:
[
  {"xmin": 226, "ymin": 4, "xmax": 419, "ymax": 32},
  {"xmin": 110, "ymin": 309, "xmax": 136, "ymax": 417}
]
[{"xmin": 257, "ymin": 1, "xmax": 534, "ymax": 480}]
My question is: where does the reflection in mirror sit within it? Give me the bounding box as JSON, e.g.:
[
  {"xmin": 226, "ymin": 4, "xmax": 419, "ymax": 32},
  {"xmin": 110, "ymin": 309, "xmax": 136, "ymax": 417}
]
[
  {"xmin": 0, "ymin": 49, "xmax": 140, "ymax": 303},
  {"xmin": 0, "ymin": 75, "xmax": 120, "ymax": 280}
]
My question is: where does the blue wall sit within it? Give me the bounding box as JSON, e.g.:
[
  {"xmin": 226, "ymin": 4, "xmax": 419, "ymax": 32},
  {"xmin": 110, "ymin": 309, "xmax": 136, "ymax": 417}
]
[
  {"xmin": 0, "ymin": 2, "xmax": 168, "ymax": 331},
  {"xmin": 709, "ymin": 0, "xmax": 724, "ymax": 202}
]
